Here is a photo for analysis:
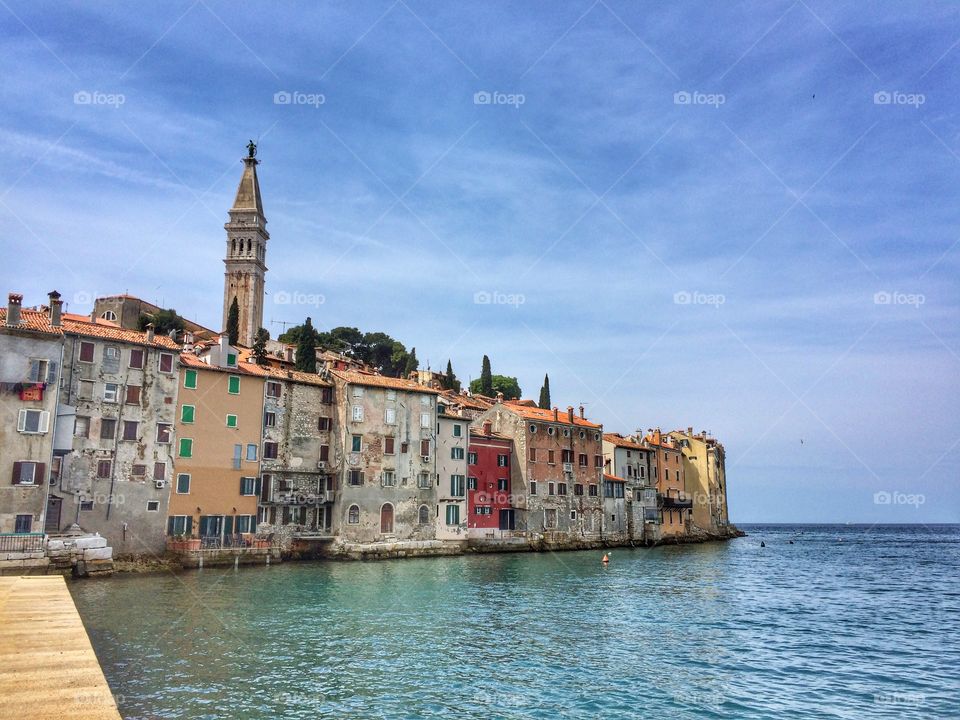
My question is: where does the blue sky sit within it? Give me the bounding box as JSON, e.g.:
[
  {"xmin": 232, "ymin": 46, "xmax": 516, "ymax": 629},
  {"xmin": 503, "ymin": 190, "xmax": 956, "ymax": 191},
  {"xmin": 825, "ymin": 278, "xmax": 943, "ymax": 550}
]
[{"xmin": 1, "ymin": 1, "xmax": 958, "ymax": 523}]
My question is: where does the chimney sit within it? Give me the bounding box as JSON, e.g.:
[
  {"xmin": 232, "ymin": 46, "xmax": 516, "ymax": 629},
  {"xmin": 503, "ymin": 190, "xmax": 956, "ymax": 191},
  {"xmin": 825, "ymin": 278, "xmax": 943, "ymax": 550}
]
[
  {"xmin": 579, "ymin": 405, "xmax": 585, "ymax": 419},
  {"xmin": 145, "ymin": 322, "xmax": 155, "ymax": 342},
  {"xmin": 687, "ymin": 426, "xmax": 693, "ymax": 436},
  {"xmin": 482, "ymin": 420, "xmax": 492, "ymax": 436},
  {"xmin": 496, "ymin": 391, "xmax": 504, "ymax": 402},
  {"xmin": 567, "ymin": 406, "xmax": 575, "ymax": 423},
  {"xmin": 552, "ymin": 407, "xmax": 559, "ymax": 422},
  {"xmin": 5, "ymin": 293, "xmax": 22, "ymax": 327},
  {"xmin": 48, "ymin": 291, "xmax": 62, "ymax": 327},
  {"xmin": 90, "ymin": 307, "xmax": 97, "ymax": 323}
]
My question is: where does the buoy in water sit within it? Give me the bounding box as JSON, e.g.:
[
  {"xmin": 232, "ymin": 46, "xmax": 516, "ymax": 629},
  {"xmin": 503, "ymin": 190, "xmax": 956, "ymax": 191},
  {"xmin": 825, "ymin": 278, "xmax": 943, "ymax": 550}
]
[
  {"xmin": 601, "ymin": 553, "xmax": 609, "ymax": 565},
  {"xmin": 760, "ymin": 541, "xmax": 766, "ymax": 548}
]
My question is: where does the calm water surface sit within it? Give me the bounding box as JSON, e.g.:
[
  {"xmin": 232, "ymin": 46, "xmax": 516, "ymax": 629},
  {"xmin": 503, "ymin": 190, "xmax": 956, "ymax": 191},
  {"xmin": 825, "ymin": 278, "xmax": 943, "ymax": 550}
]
[{"xmin": 71, "ymin": 525, "xmax": 960, "ymax": 719}]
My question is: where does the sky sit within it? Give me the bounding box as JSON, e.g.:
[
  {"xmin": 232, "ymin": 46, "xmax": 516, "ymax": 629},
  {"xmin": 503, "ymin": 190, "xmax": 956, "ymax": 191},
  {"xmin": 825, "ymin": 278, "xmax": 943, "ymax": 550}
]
[{"xmin": 1, "ymin": 1, "xmax": 958, "ymax": 523}]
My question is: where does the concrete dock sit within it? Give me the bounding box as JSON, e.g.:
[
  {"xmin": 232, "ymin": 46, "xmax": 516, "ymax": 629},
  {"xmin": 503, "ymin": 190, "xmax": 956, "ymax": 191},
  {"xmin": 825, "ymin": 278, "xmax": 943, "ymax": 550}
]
[{"xmin": 0, "ymin": 576, "xmax": 121, "ymax": 719}]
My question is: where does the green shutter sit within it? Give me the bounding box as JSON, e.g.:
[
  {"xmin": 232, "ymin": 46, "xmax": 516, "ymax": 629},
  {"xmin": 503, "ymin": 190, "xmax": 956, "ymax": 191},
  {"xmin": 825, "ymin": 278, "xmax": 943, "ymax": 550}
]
[
  {"xmin": 181, "ymin": 405, "xmax": 194, "ymax": 423},
  {"xmin": 167, "ymin": 517, "xmax": 175, "ymax": 536},
  {"xmin": 226, "ymin": 414, "xmax": 237, "ymax": 428},
  {"xmin": 179, "ymin": 438, "xmax": 192, "ymax": 458},
  {"xmin": 184, "ymin": 370, "xmax": 197, "ymax": 389},
  {"xmin": 224, "ymin": 516, "xmax": 234, "ymax": 535},
  {"xmin": 228, "ymin": 376, "xmax": 240, "ymax": 394}
]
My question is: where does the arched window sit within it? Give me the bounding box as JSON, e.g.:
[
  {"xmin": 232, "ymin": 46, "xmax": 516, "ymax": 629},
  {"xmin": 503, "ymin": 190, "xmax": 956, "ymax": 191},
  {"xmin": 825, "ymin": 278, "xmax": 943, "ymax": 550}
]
[
  {"xmin": 100, "ymin": 311, "xmax": 117, "ymax": 321},
  {"xmin": 347, "ymin": 505, "xmax": 359, "ymax": 524},
  {"xmin": 380, "ymin": 503, "xmax": 394, "ymax": 534},
  {"xmin": 418, "ymin": 505, "xmax": 429, "ymax": 525}
]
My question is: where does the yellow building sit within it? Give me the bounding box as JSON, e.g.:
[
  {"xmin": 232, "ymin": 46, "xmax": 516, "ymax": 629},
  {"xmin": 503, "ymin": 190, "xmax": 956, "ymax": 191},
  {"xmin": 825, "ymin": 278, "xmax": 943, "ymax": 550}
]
[{"xmin": 668, "ymin": 428, "xmax": 728, "ymax": 532}]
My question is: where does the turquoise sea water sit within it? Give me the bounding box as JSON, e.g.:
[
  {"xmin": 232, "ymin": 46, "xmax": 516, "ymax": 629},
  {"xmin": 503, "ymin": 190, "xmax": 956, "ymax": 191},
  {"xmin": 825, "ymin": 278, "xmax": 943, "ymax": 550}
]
[{"xmin": 71, "ymin": 525, "xmax": 960, "ymax": 719}]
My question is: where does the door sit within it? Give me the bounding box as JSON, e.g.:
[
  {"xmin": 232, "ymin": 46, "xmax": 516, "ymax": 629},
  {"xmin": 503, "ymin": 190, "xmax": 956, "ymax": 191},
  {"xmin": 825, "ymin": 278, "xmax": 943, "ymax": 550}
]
[
  {"xmin": 499, "ymin": 509, "xmax": 515, "ymax": 531},
  {"xmin": 45, "ymin": 496, "xmax": 62, "ymax": 533},
  {"xmin": 380, "ymin": 504, "xmax": 394, "ymax": 534},
  {"xmin": 199, "ymin": 515, "xmax": 224, "ymax": 538}
]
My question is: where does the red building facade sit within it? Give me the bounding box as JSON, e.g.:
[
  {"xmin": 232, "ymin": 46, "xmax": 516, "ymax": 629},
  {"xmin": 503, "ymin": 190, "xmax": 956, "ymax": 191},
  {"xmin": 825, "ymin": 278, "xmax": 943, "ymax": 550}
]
[{"xmin": 467, "ymin": 422, "xmax": 515, "ymax": 534}]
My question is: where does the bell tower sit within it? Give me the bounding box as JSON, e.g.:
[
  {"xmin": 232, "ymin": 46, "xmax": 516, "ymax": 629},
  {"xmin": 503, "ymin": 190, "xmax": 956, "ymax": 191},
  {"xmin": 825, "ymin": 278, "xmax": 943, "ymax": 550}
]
[{"xmin": 223, "ymin": 140, "xmax": 268, "ymax": 347}]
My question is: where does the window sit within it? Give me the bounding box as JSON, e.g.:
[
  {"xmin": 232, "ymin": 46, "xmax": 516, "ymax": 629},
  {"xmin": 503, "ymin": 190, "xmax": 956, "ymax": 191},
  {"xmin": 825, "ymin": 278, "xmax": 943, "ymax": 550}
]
[
  {"xmin": 235, "ymin": 515, "xmax": 254, "ymax": 533},
  {"xmin": 14, "ymin": 514, "xmax": 33, "ymax": 533},
  {"xmin": 348, "ymin": 505, "xmax": 360, "ymax": 523},
  {"xmin": 382, "ymin": 470, "xmax": 397, "ymax": 487},
  {"xmin": 574, "ymin": 483, "xmax": 584, "ymax": 496},
  {"xmin": 321, "ymin": 387, "xmax": 333, "ymax": 404},
  {"xmin": 420, "ymin": 412, "xmax": 430, "ymax": 428},
  {"xmin": 451, "ymin": 447, "xmax": 465, "ymax": 460},
  {"xmin": 548, "ymin": 427, "xmax": 555, "ymax": 436},
  {"xmin": 228, "ymin": 376, "xmax": 240, "ymax": 394},
  {"xmin": 157, "ymin": 423, "xmax": 172, "ymax": 443},
  {"xmin": 227, "ymin": 353, "xmax": 237, "ymax": 367},
  {"xmin": 401, "ymin": 442, "xmax": 409, "ymax": 454},
  {"xmin": 545, "ymin": 509, "xmax": 557, "ymax": 528},
  {"xmin": 79, "ymin": 341, "xmax": 95, "ymax": 363},
  {"xmin": 262, "ymin": 442, "xmax": 276, "ymax": 459},
  {"xmin": 147, "ymin": 499, "xmax": 160, "ymax": 512},
  {"xmin": 386, "ymin": 389, "xmax": 397, "ymax": 400},
  {"xmin": 80, "ymin": 501, "xmax": 94, "ymax": 511},
  {"xmin": 158, "ymin": 353, "xmax": 174, "ymax": 373},
  {"xmin": 558, "ymin": 483, "xmax": 567, "ymax": 496},
  {"xmin": 420, "ymin": 440, "xmax": 430, "ymax": 458},
  {"xmin": 384, "ymin": 407, "xmax": 396, "ymax": 424},
  {"xmin": 184, "ymin": 369, "xmax": 197, "ymax": 389},
  {"xmin": 352, "ymin": 385, "xmax": 364, "ymax": 398},
  {"xmin": 78, "ymin": 380, "xmax": 94, "ymax": 400},
  {"xmin": 453, "ymin": 424, "xmax": 462, "ymax": 437},
  {"xmin": 129, "ymin": 348, "xmax": 144, "ymax": 369},
  {"xmin": 349, "ymin": 470, "xmax": 364, "ymax": 486},
  {"xmin": 350, "ymin": 405, "xmax": 365, "ymax": 422},
  {"xmin": 176, "ymin": 474, "xmax": 191, "ymax": 494},
  {"xmin": 319, "ymin": 445, "xmax": 330, "ymax": 462},
  {"xmin": 122, "ymin": 421, "xmax": 138, "ymax": 441},
  {"xmin": 11, "ymin": 462, "xmax": 42, "ymax": 486},
  {"xmin": 97, "ymin": 460, "xmax": 112, "ymax": 478},
  {"xmin": 240, "ymin": 477, "xmax": 257, "ymax": 495},
  {"xmin": 318, "ymin": 416, "xmax": 330, "ymax": 431},
  {"xmin": 100, "ymin": 418, "xmax": 116, "ymax": 440},
  {"xmin": 153, "ymin": 462, "xmax": 166, "ymax": 480},
  {"xmin": 495, "ymin": 478, "xmax": 507, "ymax": 492},
  {"xmin": 226, "ymin": 414, "xmax": 238, "ymax": 428},
  {"xmin": 264, "ymin": 411, "xmax": 276, "ymax": 428},
  {"xmin": 548, "ymin": 450, "xmax": 555, "ymax": 464},
  {"xmin": 548, "ymin": 482, "xmax": 555, "ymax": 496},
  {"xmin": 446, "ymin": 504, "xmax": 460, "ymax": 526},
  {"xmin": 530, "ymin": 481, "xmax": 537, "ymax": 495},
  {"xmin": 131, "ymin": 464, "xmax": 146, "ymax": 478},
  {"xmin": 27, "ymin": 358, "xmax": 49, "ymax": 383},
  {"xmin": 450, "ymin": 475, "xmax": 465, "ymax": 497},
  {"xmin": 579, "ymin": 453, "xmax": 588, "ymax": 467},
  {"xmin": 384, "ymin": 437, "xmax": 395, "ymax": 455},
  {"xmin": 595, "ymin": 455, "xmax": 603, "ymax": 467},
  {"xmin": 125, "ymin": 385, "xmax": 141, "ymax": 405},
  {"xmin": 467, "ymin": 477, "xmax": 477, "ymax": 490},
  {"xmin": 529, "ymin": 448, "xmax": 537, "ymax": 462},
  {"xmin": 589, "ymin": 484, "xmax": 598, "ymax": 497},
  {"xmin": 351, "ymin": 435, "xmax": 362, "ymax": 452},
  {"xmin": 468, "ymin": 452, "xmax": 477, "ymax": 465},
  {"xmin": 497, "ymin": 454, "xmax": 508, "ymax": 467},
  {"xmin": 420, "ymin": 395, "xmax": 431, "ymax": 406},
  {"xmin": 167, "ymin": 516, "xmax": 190, "ymax": 536},
  {"xmin": 562, "ymin": 450, "xmax": 573, "ymax": 463},
  {"xmin": 17, "ymin": 409, "xmax": 50, "ymax": 434},
  {"xmin": 74, "ymin": 416, "xmax": 90, "ymax": 438},
  {"xmin": 418, "ymin": 472, "xmax": 431, "ymax": 488},
  {"xmin": 266, "ymin": 381, "xmax": 281, "ymax": 398},
  {"xmin": 104, "ymin": 346, "xmax": 120, "ymax": 361},
  {"xmin": 418, "ymin": 505, "xmax": 430, "ymax": 524},
  {"xmin": 570, "ymin": 510, "xmax": 577, "ymax": 521},
  {"xmin": 178, "ymin": 438, "xmax": 193, "ymax": 458},
  {"xmin": 101, "ymin": 383, "xmax": 118, "ymax": 403},
  {"xmin": 529, "ymin": 424, "xmax": 538, "ymax": 433}
]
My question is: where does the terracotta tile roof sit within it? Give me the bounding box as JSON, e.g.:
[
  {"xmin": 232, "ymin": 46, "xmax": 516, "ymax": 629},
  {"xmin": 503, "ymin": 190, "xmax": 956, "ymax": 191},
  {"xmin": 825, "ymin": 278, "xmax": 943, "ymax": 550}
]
[
  {"xmin": 468, "ymin": 428, "xmax": 512, "ymax": 442},
  {"xmin": 502, "ymin": 401, "xmax": 601, "ymax": 429},
  {"xmin": 1, "ymin": 308, "xmax": 179, "ymax": 349},
  {"xmin": 603, "ymin": 433, "xmax": 649, "ymax": 451},
  {"xmin": 330, "ymin": 369, "xmax": 440, "ymax": 394},
  {"xmin": 236, "ymin": 351, "xmax": 331, "ymax": 387},
  {"xmin": 603, "ymin": 473, "xmax": 626, "ymax": 482},
  {"xmin": 439, "ymin": 390, "xmax": 492, "ymax": 410}
]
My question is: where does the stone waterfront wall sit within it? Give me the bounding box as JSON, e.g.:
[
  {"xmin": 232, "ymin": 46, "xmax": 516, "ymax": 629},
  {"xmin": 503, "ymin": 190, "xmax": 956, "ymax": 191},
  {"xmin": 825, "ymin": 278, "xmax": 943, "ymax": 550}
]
[{"xmin": 0, "ymin": 534, "xmax": 114, "ymax": 577}]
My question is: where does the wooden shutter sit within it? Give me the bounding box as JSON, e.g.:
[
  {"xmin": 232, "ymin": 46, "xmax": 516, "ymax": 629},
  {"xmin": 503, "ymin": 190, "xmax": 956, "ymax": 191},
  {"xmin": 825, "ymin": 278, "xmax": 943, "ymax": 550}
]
[
  {"xmin": 224, "ymin": 516, "xmax": 234, "ymax": 536},
  {"xmin": 16, "ymin": 410, "xmax": 26, "ymax": 432},
  {"xmin": 11, "ymin": 462, "xmax": 22, "ymax": 485},
  {"xmin": 185, "ymin": 516, "xmax": 193, "ymax": 535},
  {"xmin": 35, "ymin": 463, "xmax": 45, "ymax": 484}
]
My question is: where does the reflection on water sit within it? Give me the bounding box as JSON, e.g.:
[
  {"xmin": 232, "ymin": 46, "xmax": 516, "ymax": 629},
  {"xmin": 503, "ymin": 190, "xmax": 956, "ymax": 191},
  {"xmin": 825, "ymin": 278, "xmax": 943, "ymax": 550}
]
[{"xmin": 72, "ymin": 525, "xmax": 960, "ymax": 719}]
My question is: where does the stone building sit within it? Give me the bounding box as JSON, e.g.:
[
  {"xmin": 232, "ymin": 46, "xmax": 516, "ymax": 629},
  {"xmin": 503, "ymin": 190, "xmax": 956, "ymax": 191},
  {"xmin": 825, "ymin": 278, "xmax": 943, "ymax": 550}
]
[
  {"xmin": 166, "ymin": 340, "xmax": 264, "ymax": 543},
  {"xmin": 476, "ymin": 400, "xmax": 605, "ymax": 545},
  {"xmin": 435, "ymin": 395, "xmax": 468, "ymax": 541},
  {"xmin": 601, "ymin": 474, "xmax": 628, "ymax": 543},
  {"xmin": 92, "ymin": 294, "xmax": 216, "ymax": 340},
  {"xmin": 329, "ymin": 369, "xmax": 440, "ymax": 544},
  {"xmin": 0, "ymin": 294, "xmax": 63, "ymax": 534},
  {"xmin": 668, "ymin": 428, "xmax": 729, "ymax": 532},
  {"xmin": 603, "ymin": 433, "xmax": 659, "ymax": 543},
  {"xmin": 644, "ymin": 429, "xmax": 691, "ymax": 537},
  {"xmin": 223, "ymin": 142, "xmax": 268, "ymax": 347}
]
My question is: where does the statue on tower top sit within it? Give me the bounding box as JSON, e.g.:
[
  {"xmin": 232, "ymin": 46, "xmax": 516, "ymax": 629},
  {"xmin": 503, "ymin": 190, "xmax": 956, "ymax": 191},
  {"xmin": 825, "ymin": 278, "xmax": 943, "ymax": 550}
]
[{"xmin": 246, "ymin": 140, "xmax": 257, "ymax": 159}]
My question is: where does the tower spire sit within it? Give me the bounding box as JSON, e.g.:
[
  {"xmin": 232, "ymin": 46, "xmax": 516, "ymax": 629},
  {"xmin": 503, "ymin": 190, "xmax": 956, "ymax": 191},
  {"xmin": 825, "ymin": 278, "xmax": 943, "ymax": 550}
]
[{"xmin": 222, "ymin": 142, "xmax": 269, "ymax": 347}]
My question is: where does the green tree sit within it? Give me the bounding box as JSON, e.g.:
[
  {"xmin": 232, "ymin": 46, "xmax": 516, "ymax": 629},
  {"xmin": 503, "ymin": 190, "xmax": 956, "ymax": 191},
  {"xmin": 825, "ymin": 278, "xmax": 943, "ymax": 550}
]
[
  {"xmin": 295, "ymin": 317, "xmax": 317, "ymax": 373},
  {"xmin": 444, "ymin": 359, "xmax": 461, "ymax": 392},
  {"xmin": 404, "ymin": 347, "xmax": 419, "ymax": 377},
  {"xmin": 226, "ymin": 297, "xmax": 240, "ymax": 346},
  {"xmin": 137, "ymin": 308, "xmax": 185, "ymax": 336},
  {"xmin": 538, "ymin": 373, "xmax": 551, "ymax": 409},
  {"xmin": 470, "ymin": 374, "xmax": 521, "ymax": 400},
  {"xmin": 479, "ymin": 355, "xmax": 493, "ymax": 396},
  {"xmin": 252, "ymin": 327, "xmax": 270, "ymax": 365}
]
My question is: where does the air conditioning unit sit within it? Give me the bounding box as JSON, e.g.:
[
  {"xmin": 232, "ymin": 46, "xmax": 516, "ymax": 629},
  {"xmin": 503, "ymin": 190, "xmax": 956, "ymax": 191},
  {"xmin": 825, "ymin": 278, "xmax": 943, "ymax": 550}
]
[
  {"xmin": 155, "ymin": 479, "xmax": 165, "ymax": 489},
  {"xmin": 562, "ymin": 462, "xmax": 574, "ymax": 473},
  {"xmin": 421, "ymin": 455, "xmax": 431, "ymax": 463}
]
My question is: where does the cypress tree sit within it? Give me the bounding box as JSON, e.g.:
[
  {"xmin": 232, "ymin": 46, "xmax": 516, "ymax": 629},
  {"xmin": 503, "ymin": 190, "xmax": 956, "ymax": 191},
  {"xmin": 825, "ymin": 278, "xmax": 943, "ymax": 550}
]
[
  {"xmin": 252, "ymin": 328, "xmax": 270, "ymax": 365},
  {"xmin": 404, "ymin": 347, "xmax": 419, "ymax": 377},
  {"xmin": 480, "ymin": 355, "xmax": 493, "ymax": 396},
  {"xmin": 444, "ymin": 359, "xmax": 460, "ymax": 392},
  {"xmin": 538, "ymin": 373, "xmax": 551, "ymax": 409},
  {"xmin": 295, "ymin": 317, "xmax": 317, "ymax": 373},
  {"xmin": 226, "ymin": 297, "xmax": 240, "ymax": 346}
]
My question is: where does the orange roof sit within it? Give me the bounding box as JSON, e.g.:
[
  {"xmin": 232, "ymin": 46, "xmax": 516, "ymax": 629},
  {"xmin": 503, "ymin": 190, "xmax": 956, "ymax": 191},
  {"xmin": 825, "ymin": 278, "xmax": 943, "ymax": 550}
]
[
  {"xmin": 603, "ymin": 433, "xmax": 649, "ymax": 451},
  {"xmin": 1, "ymin": 308, "xmax": 179, "ymax": 349},
  {"xmin": 439, "ymin": 390, "xmax": 492, "ymax": 411},
  {"xmin": 603, "ymin": 473, "xmax": 626, "ymax": 482},
  {"xmin": 236, "ymin": 351, "xmax": 331, "ymax": 387},
  {"xmin": 330, "ymin": 369, "xmax": 440, "ymax": 394},
  {"xmin": 502, "ymin": 401, "xmax": 601, "ymax": 429}
]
